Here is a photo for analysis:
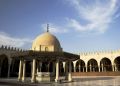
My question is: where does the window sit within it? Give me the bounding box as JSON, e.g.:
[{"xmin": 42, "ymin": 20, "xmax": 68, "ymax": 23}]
[{"xmin": 45, "ymin": 47, "xmax": 48, "ymax": 51}]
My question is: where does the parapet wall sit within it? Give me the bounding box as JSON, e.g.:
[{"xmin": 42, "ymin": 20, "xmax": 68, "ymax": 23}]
[
  {"xmin": 80, "ymin": 49, "xmax": 120, "ymax": 56},
  {"xmin": 0, "ymin": 45, "xmax": 26, "ymax": 52}
]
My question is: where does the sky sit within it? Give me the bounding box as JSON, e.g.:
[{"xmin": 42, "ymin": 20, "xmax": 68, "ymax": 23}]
[{"xmin": 0, "ymin": 0, "xmax": 120, "ymax": 53}]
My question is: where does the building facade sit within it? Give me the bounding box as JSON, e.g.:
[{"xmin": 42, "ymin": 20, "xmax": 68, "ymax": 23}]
[
  {"xmin": 0, "ymin": 44, "xmax": 120, "ymax": 79},
  {"xmin": 0, "ymin": 30, "xmax": 79, "ymax": 83},
  {"xmin": 75, "ymin": 50, "xmax": 120, "ymax": 73}
]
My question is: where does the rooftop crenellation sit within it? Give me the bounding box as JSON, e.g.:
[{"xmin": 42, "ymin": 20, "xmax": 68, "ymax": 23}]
[
  {"xmin": 80, "ymin": 49, "xmax": 120, "ymax": 56},
  {"xmin": 0, "ymin": 45, "xmax": 26, "ymax": 52}
]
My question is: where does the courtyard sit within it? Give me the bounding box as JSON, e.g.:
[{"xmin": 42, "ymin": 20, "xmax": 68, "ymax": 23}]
[{"xmin": 0, "ymin": 76, "xmax": 120, "ymax": 86}]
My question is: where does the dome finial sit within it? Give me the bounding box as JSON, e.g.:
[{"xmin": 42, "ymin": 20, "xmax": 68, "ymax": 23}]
[{"xmin": 47, "ymin": 24, "xmax": 49, "ymax": 32}]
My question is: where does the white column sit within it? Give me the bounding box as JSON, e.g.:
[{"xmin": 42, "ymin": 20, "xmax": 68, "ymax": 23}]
[
  {"xmin": 98, "ymin": 65, "xmax": 101, "ymax": 72},
  {"xmin": 73, "ymin": 63, "xmax": 76, "ymax": 72},
  {"xmin": 83, "ymin": 67, "xmax": 84, "ymax": 72},
  {"xmin": 31, "ymin": 59, "xmax": 36, "ymax": 83},
  {"xmin": 115, "ymin": 64, "xmax": 117, "ymax": 71},
  {"xmin": 112, "ymin": 65, "xmax": 115, "ymax": 72},
  {"xmin": 90, "ymin": 64, "xmax": 92, "ymax": 72},
  {"xmin": 22, "ymin": 60, "xmax": 26, "ymax": 82},
  {"xmin": 68, "ymin": 61, "xmax": 72, "ymax": 82},
  {"xmin": 7, "ymin": 59, "xmax": 12, "ymax": 78},
  {"xmin": 102, "ymin": 64, "xmax": 104, "ymax": 72},
  {"xmin": 18, "ymin": 59, "xmax": 23, "ymax": 81},
  {"xmin": 63, "ymin": 62, "xmax": 66, "ymax": 73},
  {"xmin": 37, "ymin": 61, "xmax": 39, "ymax": 72},
  {"xmin": 55, "ymin": 60, "xmax": 59, "ymax": 82}
]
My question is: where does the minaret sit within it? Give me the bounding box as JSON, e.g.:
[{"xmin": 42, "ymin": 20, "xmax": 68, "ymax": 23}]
[{"xmin": 47, "ymin": 24, "xmax": 49, "ymax": 32}]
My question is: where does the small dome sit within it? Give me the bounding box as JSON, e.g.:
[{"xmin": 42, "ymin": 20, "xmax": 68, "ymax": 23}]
[{"xmin": 32, "ymin": 32, "xmax": 62, "ymax": 52}]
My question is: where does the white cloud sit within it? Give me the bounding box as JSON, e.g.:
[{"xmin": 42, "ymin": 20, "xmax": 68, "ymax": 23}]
[
  {"xmin": 0, "ymin": 32, "xmax": 32, "ymax": 49},
  {"xmin": 41, "ymin": 23, "xmax": 68, "ymax": 34},
  {"xmin": 66, "ymin": 0, "xmax": 119, "ymax": 33}
]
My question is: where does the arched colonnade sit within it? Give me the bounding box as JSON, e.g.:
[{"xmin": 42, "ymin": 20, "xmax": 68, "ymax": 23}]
[{"xmin": 0, "ymin": 55, "xmax": 120, "ymax": 78}]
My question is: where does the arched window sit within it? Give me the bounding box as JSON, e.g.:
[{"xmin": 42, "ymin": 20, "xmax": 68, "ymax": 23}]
[{"xmin": 45, "ymin": 47, "xmax": 48, "ymax": 51}]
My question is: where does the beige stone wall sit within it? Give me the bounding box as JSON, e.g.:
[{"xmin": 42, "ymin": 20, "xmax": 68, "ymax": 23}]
[
  {"xmin": 34, "ymin": 45, "xmax": 54, "ymax": 51},
  {"xmin": 0, "ymin": 45, "xmax": 120, "ymax": 79},
  {"xmin": 72, "ymin": 49, "xmax": 120, "ymax": 72},
  {"xmin": 79, "ymin": 49, "xmax": 120, "ymax": 66},
  {"xmin": 33, "ymin": 45, "xmax": 62, "ymax": 52}
]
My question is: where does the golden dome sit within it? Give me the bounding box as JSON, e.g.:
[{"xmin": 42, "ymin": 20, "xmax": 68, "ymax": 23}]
[{"xmin": 32, "ymin": 32, "xmax": 62, "ymax": 52}]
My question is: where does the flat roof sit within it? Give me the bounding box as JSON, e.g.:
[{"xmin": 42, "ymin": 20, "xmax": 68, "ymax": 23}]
[{"xmin": 11, "ymin": 50, "xmax": 79, "ymax": 61}]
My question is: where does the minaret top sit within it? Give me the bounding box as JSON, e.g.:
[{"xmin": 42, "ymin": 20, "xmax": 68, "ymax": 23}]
[{"xmin": 47, "ymin": 24, "xmax": 49, "ymax": 32}]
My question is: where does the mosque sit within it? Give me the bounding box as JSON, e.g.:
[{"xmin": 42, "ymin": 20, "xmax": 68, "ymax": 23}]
[
  {"xmin": 0, "ymin": 25, "xmax": 120, "ymax": 82},
  {"xmin": 0, "ymin": 25, "xmax": 79, "ymax": 82}
]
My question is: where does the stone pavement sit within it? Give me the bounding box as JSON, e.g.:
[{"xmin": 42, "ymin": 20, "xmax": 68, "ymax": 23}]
[{"xmin": 0, "ymin": 76, "xmax": 120, "ymax": 86}]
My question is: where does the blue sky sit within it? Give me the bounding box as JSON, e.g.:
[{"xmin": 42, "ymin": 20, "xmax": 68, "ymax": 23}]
[{"xmin": 0, "ymin": 0, "xmax": 120, "ymax": 53}]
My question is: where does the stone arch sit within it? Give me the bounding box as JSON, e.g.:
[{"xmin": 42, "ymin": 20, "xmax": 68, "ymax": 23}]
[
  {"xmin": 0, "ymin": 54, "xmax": 9, "ymax": 77},
  {"xmin": 76, "ymin": 59, "xmax": 85, "ymax": 72},
  {"xmin": 114, "ymin": 56, "xmax": 120, "ymax": 71},
  {"xmin": 87, "ymin": 59, "xmax": 98, "ymax": 72},
  {"xmin": 100, "ymin": 57, "xmax": 112, "ymax": 72}
]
